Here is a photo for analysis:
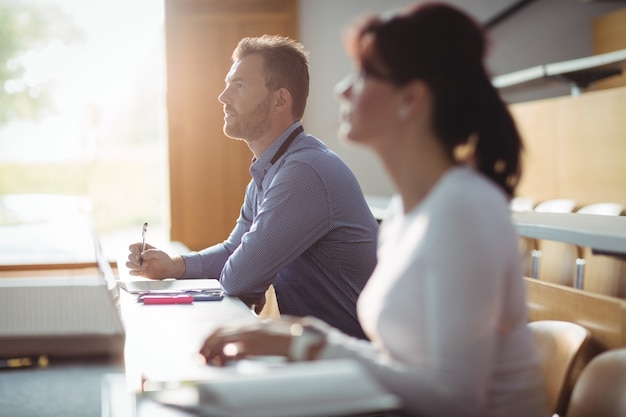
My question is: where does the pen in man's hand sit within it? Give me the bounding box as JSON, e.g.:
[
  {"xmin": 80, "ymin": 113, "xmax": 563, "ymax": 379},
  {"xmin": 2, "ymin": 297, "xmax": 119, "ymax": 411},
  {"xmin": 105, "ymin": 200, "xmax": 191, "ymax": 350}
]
[{"xmin": 140, "ymin": 222, "xmax": 148, "ymax": 265}]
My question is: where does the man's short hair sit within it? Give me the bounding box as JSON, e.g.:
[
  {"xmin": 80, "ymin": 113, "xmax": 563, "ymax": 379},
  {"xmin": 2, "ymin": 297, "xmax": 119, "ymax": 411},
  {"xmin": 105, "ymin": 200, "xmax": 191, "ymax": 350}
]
[{"xmin": 233, "ymin": 35, "xmax": 310, "ymax": 120}]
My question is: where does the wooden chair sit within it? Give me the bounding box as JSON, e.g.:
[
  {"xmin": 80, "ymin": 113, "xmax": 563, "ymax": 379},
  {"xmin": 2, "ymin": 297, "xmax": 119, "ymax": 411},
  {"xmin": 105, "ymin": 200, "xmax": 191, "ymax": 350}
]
[
  {"xmin": 528, "ymin": 320, "xmax": 592, "ymax": 417},
  {"xmin": 575, "ymin": 203, "xmax": 626, "ymax": 297},
  {"xmin": 533, "ymin": 199, "xmax": 576, "ymax": 214},
  {"xmin": 566, "ymin": 348, "xmax": 626, "ymax": 417},
  {"xmin": 258, "ymin": 284, "xmax": 281, "ymax": 320},
  {"xmin": 576, "ymin": 203, "xmax": 623, "ymax": 216},
  {"xmin": 511, "ymin": 196, "xmax": 537, "ymax": 277},
  {"xmin": 533, "ymin": 199, "xmax": 577, "ymax": 285},
  {"xmin": 582, "ymin": 254, "xmax": 626, "ymax": 298},
  {"xmin": 510, "ymin": 196, "xmax": 535, "ymax": 212}
]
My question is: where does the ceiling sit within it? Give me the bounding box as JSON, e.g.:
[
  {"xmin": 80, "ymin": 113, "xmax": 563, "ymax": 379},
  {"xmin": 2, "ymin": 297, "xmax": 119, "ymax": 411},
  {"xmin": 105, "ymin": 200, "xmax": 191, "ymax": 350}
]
[{"xmin": 438, "ymin": 0, "xmax": 625, "ymax": 28}]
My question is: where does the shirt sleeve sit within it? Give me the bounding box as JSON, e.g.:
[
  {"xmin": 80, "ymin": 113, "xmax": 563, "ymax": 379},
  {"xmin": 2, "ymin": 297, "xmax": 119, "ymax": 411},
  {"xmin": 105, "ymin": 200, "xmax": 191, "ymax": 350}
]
[
  {"xmin": 218, "ymin": 159, "xmax": 333, "ymax": 298},
  {"xmin": 180, "ymin": 183, "xmax": 254, "ymax": 279}
]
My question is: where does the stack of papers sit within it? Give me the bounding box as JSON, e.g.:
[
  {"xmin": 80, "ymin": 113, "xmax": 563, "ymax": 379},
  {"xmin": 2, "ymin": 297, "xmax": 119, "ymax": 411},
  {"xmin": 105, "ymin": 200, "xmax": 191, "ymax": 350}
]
[
  {"xmin": 115, "ymin": 253, "xmax": 221, "ymax": 294},
  {"xmin": 142, "ymin": 359, "xmax": 400, "ymax": 417}
]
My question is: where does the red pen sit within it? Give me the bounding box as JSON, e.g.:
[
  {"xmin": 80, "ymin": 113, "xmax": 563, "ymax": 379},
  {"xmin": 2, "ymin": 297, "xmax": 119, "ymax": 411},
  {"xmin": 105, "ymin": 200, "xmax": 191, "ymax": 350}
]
[{"xmin": 141, "ymin": 294, "xmax": 194, "ymax": 305}]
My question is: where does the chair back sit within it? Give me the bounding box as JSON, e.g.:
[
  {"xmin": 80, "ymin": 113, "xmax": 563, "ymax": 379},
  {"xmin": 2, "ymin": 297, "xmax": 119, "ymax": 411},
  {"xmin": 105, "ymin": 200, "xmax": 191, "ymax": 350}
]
[
  {"xmin": 533, "ymin": 199, "xmax": 577, "ymax": 285},
  {"xmin": 528, "ymin": 320, "xmax": 592, "ymax": 417},
  {"xmin": 576, "ymin": 203, "xmax": 626, "ymax": 296},
  {"xmin": 567, "ymin": 348, "xmax": 626, "ymax": 417},
  {"xmin": 512, "ymin": 197, "xmax": 538, "ymax": 276},
  {"xmin": 534, "ymin": 199, "xmax": 576, "ymax": 213},
  {"xmin": 510, "ymin": 196, "xmax": 535, "ymax": 212},
  {"xmin": 576, "ymin": 202, "xmax": 623, "ymax": 216}
]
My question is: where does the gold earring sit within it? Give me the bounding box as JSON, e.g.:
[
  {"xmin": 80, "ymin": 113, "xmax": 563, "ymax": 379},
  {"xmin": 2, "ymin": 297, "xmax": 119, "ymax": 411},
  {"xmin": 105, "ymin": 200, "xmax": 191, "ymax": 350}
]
[{"xmin": 453, "ymin": 134, "xmax": 478, "ymax": 164}]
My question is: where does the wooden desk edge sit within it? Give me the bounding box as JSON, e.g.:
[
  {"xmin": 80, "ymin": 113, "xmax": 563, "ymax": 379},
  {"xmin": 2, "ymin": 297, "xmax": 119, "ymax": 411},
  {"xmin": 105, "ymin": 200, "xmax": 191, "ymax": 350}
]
[
  {"xmin": 0, "ymin": 262, "xmax": 100, "ymax": 272},
  {"xmin": 525, "ymin": 277, "xmax": 626, "ymax": 350}
]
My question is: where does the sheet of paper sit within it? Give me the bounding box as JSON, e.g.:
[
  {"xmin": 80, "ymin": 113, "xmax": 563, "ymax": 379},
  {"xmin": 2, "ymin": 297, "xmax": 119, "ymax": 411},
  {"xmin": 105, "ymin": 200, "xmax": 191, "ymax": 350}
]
[{"xmin": 116, "ymin": 254, "xmax": 221, "ymax": 294}]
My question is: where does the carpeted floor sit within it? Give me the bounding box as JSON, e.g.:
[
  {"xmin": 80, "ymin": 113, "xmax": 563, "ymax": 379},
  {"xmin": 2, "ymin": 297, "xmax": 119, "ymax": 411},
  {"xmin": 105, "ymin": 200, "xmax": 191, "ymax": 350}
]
[{"xmin": 0, "ymin": 360, "xmax": 123, "ymax": 417}]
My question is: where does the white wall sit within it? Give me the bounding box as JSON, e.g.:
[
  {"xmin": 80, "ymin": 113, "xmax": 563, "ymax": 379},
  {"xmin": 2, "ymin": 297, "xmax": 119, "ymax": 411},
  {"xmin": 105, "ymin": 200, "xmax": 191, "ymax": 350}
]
[{"xmin": 298, "ymin": 0, "xmax": 625, "ymax": 197}]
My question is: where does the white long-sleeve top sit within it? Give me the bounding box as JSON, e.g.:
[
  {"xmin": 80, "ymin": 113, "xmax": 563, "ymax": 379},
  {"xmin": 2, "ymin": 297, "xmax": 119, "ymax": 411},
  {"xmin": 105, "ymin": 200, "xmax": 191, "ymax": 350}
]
[{"xmin": 317, "ymin": 166, "xmax": 548, "ymax": 417}]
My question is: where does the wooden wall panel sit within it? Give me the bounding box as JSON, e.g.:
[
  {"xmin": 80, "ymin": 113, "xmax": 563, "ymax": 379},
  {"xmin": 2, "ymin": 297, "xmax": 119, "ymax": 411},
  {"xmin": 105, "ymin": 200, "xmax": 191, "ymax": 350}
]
[
  {"xmin": 592, "ymin": 7, "xmax": 626, "ymax": 91},
  {"xmin": 512, "ymin": 86, "xmax": 626, "ymax": 209},
  {"xmin": 165, "ymin": 0, "xmax": 297, "ymax": 250},
  {"xmin": 514, "ymin": 100, "xmax": 560, "ymax": 199},
  {"xmin": 515, "ymin": 7, "xmax": 626, "ymax": 361}
]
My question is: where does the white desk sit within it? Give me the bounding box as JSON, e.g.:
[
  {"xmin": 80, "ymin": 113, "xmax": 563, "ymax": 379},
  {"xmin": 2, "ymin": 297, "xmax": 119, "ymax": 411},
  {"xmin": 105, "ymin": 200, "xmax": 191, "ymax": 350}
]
[
  {"xmin": 366, "ymin": 196, "xmax": 626, "ymax": 258},
  {"xmin": 111, "ymin": 289, "xmax": 400, "ymax": 417},
  {"xmin": 119, "ymin": 288, "xmax": 254, "ymax": 393},
  {"xmin": 512, "ymin": 211, "xmax": 626, "ymax": 258}
]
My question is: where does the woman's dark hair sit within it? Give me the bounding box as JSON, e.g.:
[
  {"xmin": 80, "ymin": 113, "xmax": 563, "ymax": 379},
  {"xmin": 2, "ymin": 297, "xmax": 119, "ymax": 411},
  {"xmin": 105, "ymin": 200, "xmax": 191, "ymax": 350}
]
[{"xmin": 345, "ymin": 2, "xmax": 522, "ymax": 198}]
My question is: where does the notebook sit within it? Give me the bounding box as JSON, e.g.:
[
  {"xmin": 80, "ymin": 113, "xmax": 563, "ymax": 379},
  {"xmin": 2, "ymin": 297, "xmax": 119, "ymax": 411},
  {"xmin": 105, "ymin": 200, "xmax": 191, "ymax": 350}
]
[
  {"xmin": 140, "ymin": 359, "xmax": 400, "ymax": 417},
  {"xmin": 118, "ymin": 278, "xmax": 221, "ymax": 294},
  {"xmin": 115, "ymin": 255, "xmax": 221, "ymax": 294},
  {"xmin": 0, "ymin": 239, "xmax": 125, "ymax": 359}
]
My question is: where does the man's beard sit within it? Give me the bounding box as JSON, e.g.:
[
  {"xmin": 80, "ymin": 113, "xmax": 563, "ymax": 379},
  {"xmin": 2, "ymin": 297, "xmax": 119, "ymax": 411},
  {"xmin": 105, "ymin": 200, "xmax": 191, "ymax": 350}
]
[{"xmin": 224, "ymin": 94, "xmax": 273, "ymax": 142}]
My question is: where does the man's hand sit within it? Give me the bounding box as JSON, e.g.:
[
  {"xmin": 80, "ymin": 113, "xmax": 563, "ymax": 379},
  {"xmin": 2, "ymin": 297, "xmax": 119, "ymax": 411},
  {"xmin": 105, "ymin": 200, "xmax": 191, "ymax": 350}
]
[{"xmin": 126, "ymin": 242, "xmax": 186, "ymax": 280}]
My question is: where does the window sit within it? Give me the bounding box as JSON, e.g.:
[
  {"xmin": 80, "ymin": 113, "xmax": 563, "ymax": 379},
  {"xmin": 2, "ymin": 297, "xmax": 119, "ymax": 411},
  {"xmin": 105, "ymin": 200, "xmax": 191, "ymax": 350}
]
[{"xmin": 0, "ymin": 0, "xmax": 169, "ymax": 259}]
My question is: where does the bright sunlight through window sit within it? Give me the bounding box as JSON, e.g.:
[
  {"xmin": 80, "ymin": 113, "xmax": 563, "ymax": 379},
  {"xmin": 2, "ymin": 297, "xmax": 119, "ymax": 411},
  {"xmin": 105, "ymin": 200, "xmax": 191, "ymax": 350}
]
[{"xmin": 0, "ymin": 0, "xmax": 169, "ymax": 259}]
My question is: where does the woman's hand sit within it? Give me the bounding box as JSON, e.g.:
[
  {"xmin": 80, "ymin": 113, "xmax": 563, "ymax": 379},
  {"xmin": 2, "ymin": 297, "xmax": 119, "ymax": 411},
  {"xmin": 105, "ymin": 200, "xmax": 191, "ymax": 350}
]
[
  {"xmin": 199, "ymin": 319, "xmax": 294, "ymax": 366},
  {"xmin": 199, "ymin": 316, "xmax": 329, "ymax": 367}
]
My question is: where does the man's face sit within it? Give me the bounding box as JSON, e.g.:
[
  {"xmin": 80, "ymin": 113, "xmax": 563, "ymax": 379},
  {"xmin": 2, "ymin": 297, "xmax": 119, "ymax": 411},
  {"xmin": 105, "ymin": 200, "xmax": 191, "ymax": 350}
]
[{"xmin": 218, "ymin": 53, "xmax": 273, "ymax": 142}]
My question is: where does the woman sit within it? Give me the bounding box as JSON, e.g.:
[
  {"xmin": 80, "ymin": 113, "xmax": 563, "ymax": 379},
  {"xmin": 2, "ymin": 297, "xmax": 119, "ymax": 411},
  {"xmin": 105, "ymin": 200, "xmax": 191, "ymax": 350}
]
[{"xmin": 199, "ymin": 3, "xmax": 548, "ymax": 416}]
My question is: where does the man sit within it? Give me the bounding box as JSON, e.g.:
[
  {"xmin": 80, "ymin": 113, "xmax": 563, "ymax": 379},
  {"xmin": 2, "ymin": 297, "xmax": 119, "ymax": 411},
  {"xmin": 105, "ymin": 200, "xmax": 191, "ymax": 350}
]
[{"xmin": 127, "ymin": 35, "xmax": 378, "ymax": 339}]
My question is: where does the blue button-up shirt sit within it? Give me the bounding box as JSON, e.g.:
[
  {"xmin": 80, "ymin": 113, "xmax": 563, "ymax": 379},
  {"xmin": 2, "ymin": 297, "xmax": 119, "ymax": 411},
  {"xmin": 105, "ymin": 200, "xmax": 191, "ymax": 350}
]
[{"xmin": 182, "ymin": 122, "xmax": 378, "ymax": 338}]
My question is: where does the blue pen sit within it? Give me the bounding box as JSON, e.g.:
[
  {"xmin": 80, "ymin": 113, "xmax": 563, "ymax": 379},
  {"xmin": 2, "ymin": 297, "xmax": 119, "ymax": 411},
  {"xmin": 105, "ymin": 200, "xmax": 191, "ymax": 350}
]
[
  {"xmin": 192, "ymin": 290, "xmax": 224, "ymax": 301},
  {"xmin": 137, "ymin": 289, "xmax": 224, "ymax": 302}
]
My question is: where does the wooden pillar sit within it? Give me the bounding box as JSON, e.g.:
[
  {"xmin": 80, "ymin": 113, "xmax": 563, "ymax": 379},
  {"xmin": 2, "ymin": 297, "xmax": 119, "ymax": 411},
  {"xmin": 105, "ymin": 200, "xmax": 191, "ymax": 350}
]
[{"xmin": 165, "ymin": 0, "xmax": 298, "ymax": 250}]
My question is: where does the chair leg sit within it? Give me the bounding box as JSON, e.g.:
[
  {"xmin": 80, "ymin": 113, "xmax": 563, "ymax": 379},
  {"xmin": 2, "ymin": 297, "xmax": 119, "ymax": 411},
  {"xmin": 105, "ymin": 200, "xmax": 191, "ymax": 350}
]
[
  {"xmin": 575, "ymin": 258, "xmax": 585, "ymax": 289},
  {"xmin": 531, "ymin": 249, "xmax": 541, "ymax": 279}
]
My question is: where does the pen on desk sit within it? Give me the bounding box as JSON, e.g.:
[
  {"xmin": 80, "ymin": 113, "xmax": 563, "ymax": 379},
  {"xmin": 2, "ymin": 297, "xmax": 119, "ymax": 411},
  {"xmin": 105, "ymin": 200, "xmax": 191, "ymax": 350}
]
[
  {"xmin": 192, "ymin": 290, "xmax": 224, "ymax": 301},
  {"xmin": 140, "ymin": 222, "xmax": 148, "ymax": 265},
  {"xmin": 141, "ymin": 294, "xmax": 194, "ymax": 305}
]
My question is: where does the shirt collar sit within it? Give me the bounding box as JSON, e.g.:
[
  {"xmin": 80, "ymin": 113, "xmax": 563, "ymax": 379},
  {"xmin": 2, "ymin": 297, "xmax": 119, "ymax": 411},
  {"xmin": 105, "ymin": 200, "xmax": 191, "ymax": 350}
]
[{"xmin": 250, "ymin": 122, "xmax": 303, "ymax": 187}]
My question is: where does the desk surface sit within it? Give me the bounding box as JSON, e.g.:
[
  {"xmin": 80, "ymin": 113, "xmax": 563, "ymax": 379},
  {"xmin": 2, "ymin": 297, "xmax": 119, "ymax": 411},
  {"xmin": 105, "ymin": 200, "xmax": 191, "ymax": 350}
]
[
  {"xmin": 119, "ymin": 285, "xmax": 254, "ymax": 393},
  {"xmin": 364, "ymin": 195, "xmax": 626, "ymax": 257},
  {"xmin": 512, "ymin": 211, "xmax": 626, "ymax": 257}
]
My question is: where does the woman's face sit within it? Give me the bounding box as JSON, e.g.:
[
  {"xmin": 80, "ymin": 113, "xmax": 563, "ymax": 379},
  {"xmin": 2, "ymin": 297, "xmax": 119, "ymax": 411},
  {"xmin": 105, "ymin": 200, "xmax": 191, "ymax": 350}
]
[{"xmin": 335, "ymin": 68, "xmax": 401, "ymax": 149}]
